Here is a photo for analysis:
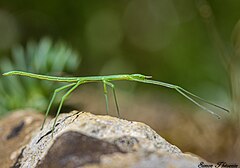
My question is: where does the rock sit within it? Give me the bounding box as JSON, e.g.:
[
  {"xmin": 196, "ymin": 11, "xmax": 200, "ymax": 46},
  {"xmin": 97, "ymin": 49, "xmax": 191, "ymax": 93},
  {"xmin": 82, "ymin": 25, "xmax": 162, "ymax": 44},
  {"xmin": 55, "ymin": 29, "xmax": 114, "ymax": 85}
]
[
  {"xmin": 5, "ymin": 110, "xmax": 208, "ymax": 168},
  {"xmin": 0, "ymin": 109, "xmax": 44, "ymax": 168},
  {"xmin": 84, "ymin": 152, "xmax": 207, "ymax": 168},
  {"xmin": 37, "ymin": 131, "xmax": 125, "ymax": 168}
]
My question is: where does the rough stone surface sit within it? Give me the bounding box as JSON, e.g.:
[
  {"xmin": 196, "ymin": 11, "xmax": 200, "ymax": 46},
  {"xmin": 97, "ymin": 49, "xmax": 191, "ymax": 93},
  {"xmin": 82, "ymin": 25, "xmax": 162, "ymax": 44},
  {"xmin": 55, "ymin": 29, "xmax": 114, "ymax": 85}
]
[
  {"xmin": 0, "ymin": 109, "xmax": 44, "ymax": 168},
  {"xmin": 0, "ymin": 110, "xmax": 210, "ymax": 168},
  {"xmin": 84, "ymin": 152, "xmax": 207, "ymax": 168},
  {"xmin": 7, "ymin": 110, "xmax": 208, "ymax": 168},
  {"xmin": 37, "ymin": 131, "xmax": 125, "ymax": 167}
]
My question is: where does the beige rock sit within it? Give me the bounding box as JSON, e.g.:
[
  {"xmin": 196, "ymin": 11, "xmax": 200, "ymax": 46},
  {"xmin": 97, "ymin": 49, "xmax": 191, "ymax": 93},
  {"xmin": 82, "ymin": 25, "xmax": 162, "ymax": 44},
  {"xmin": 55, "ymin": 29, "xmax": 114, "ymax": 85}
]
[
  {"xmin": 84, "ymin": 152, "xmax": 208, "ymax": 168},
  {"xmin": 0, "ymin": 109, "xmax": 44, "ymax": 168},
  {"xmin": 8, "ymin": 111, "xmax": 208, "ymax": 168}
]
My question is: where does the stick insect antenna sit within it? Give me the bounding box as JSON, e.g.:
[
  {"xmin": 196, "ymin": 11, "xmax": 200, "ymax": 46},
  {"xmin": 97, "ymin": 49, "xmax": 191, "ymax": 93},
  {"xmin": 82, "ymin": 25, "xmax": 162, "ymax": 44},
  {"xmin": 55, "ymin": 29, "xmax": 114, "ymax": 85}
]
[{"xmin": 133, "ymin": 78, "xmax": 229, "ymax": 118}]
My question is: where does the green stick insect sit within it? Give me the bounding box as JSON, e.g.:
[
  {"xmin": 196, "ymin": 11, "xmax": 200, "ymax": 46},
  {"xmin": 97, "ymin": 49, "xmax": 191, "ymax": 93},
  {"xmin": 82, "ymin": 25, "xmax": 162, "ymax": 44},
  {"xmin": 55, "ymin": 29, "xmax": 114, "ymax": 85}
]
[{"xmin": 3, "ymin": 71, "xmax": 229, "ymax": 135}]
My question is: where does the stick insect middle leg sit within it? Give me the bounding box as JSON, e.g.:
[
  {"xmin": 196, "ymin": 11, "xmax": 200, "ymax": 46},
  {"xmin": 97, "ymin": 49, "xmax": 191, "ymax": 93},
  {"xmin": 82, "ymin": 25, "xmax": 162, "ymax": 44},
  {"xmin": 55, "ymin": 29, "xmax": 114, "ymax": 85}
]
[
  {"xmin": 103, "ymin": 81, "xmax": 109, "ymax": 115},
  {"xmin": 104, "ymin": 81, "xmax": 120, "ymax": 118},
  {"xmin": 41, "ymin": 83, "xmax": 76, "ymax": 130}
]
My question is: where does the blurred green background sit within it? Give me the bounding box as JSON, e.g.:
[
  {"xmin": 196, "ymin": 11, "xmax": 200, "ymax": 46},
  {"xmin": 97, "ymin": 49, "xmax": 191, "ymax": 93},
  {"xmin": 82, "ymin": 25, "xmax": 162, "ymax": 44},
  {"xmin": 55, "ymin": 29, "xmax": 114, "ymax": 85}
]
[
  {"xmin": 0, "ymin": 0, "xmax": 239, "ymax": 163},
  {"xmin": 0, "ymin": 0, "xmax": 233, "ymax": 107}
]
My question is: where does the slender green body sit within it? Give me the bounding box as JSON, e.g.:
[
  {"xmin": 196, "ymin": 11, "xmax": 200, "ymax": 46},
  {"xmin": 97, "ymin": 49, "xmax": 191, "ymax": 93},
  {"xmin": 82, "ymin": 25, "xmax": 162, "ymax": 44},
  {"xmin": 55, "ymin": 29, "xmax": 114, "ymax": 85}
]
[
  {"xmin": 3, "ymin": 71, "xmax": 146, "ymax": 82},
  {"xmin": 3, "ymin": 70, "xmax": 229, "ymax": 137},
  {"xmin": 3, "ymin": 71, "xmax": 79, "ymax": 82}
]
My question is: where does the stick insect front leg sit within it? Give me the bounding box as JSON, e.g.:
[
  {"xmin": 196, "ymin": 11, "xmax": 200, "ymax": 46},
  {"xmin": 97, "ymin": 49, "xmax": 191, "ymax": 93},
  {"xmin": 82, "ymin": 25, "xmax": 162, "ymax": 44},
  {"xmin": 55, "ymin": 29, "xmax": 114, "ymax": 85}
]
[
  {"xmin": 135, "ymin": 79, "xmax": 224, "ymax": 118},
  {"xmin": 51, "ymin": 80, "xmax": 85, "ymax": 136},
  {"xmin": 104, "ymin": 81, "xmax": 120, "ymax": 118},
  {"xmin": 175, "ymin": 87, "xmax": 221, "ymax": 118},
  {"xmin": 177, "ymin": 87, "xmax": 229, "ymax": 112},
  {"xmin": 41, "ymin": 83, "xmax": 76, "ymax": 130}
]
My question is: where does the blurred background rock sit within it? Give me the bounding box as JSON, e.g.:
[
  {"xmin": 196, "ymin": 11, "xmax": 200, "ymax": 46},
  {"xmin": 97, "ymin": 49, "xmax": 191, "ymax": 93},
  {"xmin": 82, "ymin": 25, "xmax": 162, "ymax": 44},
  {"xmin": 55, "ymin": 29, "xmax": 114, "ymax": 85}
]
[{"xmin": 0, "ymin": 0, "xmax": 239, "ymax": 164}]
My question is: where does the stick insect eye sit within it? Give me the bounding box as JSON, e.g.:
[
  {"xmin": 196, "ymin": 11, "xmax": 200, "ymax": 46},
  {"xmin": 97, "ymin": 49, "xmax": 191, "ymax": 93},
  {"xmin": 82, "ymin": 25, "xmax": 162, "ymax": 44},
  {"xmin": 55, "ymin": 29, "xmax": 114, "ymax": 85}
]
[{"xmin": 131, "ymin": 74, "xmax": 152, "ymax": 80}]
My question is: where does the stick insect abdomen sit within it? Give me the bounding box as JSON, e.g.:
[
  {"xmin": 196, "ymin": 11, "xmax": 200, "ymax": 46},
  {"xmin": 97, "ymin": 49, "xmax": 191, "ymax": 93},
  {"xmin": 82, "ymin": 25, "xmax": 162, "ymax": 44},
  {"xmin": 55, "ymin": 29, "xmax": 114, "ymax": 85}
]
[{"xmin": 3, "ymin": 71, "xmax": 79, "ymax": 83}]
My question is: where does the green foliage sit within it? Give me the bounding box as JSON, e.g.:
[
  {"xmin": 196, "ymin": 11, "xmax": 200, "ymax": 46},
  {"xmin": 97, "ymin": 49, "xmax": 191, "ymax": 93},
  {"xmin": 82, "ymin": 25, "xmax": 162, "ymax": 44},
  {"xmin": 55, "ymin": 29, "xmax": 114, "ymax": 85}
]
[{"xmin": 0, "ymin": 37, "xmax": 80, "ymax": 116}]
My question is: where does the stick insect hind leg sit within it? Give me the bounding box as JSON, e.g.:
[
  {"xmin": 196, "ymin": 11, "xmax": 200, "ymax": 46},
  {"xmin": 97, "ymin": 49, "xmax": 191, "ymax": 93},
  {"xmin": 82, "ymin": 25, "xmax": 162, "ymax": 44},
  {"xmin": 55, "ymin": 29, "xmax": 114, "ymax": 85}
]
[
  {"xmin": 51, "ymin": 80, "xmax": 85, "ymax": 136},
  {"xmin": 41, "ymin": 83, "xmax": 76, "ymax": 130},
  {"xmin": 104, "ymin": 81, "xmax": 120, "ymax": 118}
]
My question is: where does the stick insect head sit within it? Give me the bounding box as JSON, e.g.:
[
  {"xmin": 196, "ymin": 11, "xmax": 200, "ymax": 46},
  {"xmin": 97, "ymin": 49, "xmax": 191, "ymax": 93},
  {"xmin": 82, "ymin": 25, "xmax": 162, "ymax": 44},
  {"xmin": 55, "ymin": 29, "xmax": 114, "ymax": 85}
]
[{"xmin": 130, "ymin": 74, "xmax": 152, "ymax": 80}]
